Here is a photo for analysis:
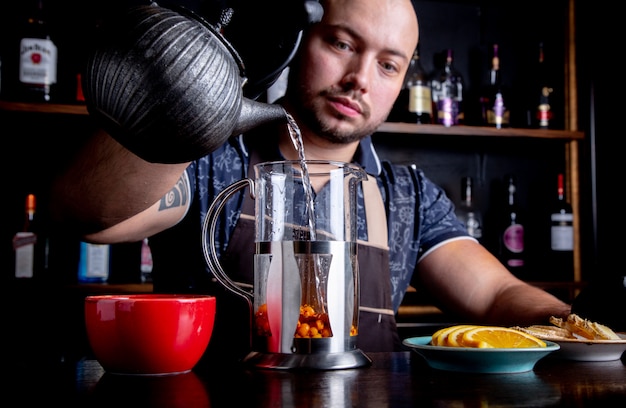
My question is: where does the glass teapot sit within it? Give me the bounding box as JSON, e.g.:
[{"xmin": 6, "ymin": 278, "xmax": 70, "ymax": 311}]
[{"xmin": 202, "ymin": 160, "xmax": 371, "ymax": 370}]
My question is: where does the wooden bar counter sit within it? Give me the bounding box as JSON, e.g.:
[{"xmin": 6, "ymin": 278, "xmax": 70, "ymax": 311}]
[{"xmin": 7, "ymin": 351, "xmax": 625, "ymax": 406}]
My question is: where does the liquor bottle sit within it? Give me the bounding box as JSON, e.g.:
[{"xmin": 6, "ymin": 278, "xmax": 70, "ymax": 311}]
[
  {"xmin": 13, "ymin": 194, "xmax": 38, "ymax": 278},
  {"xmin": 482, "ymin": 44, "xmax": 510, "ymax": 129},
  {"xmin": 140, "ymin": 237, "xmax": 154, "ymax": 283},
  {"xmin": 549, "ymin": 173, "xmax": 574, "ymax": 280},
  {"xmin": 499, "ymin": 175, "xmax": 525, "ymax": 275},
  {"xmin": 389, "ymin": 46, "xmax": 432, "ymax": 123},
  {"xmin": 17, "ymin": 0, "xmax": 58, "ymax": 102},
  {"xmin": 456, "ymin": 176, "xmax": 483, "ymax": 241},
  {"xmin": 535, "ymin": 42, "xmax": 553, "ymax": 129},
  {"xmin": 431, "ymin": 49, "xmax": 464, "ymax": 127},
  {"xmin": 78, "ymin": 242, "xmax": 111, "ymax": 283}
]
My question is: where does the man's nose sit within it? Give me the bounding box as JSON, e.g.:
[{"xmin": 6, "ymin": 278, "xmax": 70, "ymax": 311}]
[{"xmin": 340, "ymin": 59, "xmax": 371, "ymax": 92}]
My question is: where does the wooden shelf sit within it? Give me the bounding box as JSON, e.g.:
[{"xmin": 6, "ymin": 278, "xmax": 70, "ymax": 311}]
[
  {"xmin": 0, "ymin": 101, "xmax": 584, "ymax": 141},
  {"xmin": 0, "ymin": 100, "xmax": 88, "ymax": 115},
  {"xmin": 377, "ymin": 122, "xmax": 584, "ymax": 140},
  {"xmin": 66, "ymin": 283, "xmax": 154, "ymax": 294},
  {"xmin": 377, "ymin": 120, "xmax": 585, "ymax": 285},
  {"xmin": 7, "ymin": 280, "xmax": 153, "ymax": 294}
]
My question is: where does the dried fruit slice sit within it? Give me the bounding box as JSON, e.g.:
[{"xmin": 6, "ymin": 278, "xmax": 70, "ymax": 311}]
[
  {"xmin": 511, "ymin": 325, "xmax": 576, "ymax": 341},
  {"xmin": 462, "ymin": 326, "xmax": 547, "ymax": 348},
  {"xmin": 550, "ymin": 314, "xmax": 620, "ymax": 340}
]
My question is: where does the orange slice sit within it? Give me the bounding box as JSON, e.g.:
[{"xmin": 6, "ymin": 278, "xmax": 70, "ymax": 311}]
[
  {"xmin": 461, "ymin": 326, "xmax": 547, "ymax": 348},
  {"xmin": 431, "ymin": 325, "xmax": 475, "ymax": 346},
  {"xmin": 446, "ymin": 325, "xmax": 476, "ymax": 347}
]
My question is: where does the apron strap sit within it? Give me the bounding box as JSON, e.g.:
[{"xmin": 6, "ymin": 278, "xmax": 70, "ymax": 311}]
[{"xmin": 361, "ymin": 176, "xmax": 389, "ymax": 250}]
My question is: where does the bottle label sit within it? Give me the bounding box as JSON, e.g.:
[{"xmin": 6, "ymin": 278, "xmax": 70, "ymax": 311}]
[
  {"xmin": 465, "ymin": 212, "xmax": 482, "ymax": 239},
  {"xmin": 537, "ymin": 106, "xmax": 551, "ymax": 127},
  {"xmin": 487, "ymin": 92, "xmax": 509, "ymax": 128},
  {"xmin": 13, "ymin": 231, "xmax": 37, "ymax": 249},
  {"xmin": 536, "ymin": 84, "xmax": 554, "ymax": 128},
  {"xmin": 14, "ymin": 232, "xmax": 36, "ymax": 278},
  {"xmin": 19, "ymin": 38, "xmax": 57, "ymax": 85},
  {"xmin": 78, "ymin": 242, "xmax": 110, "ymax": 282},
  {"xmin": 551, "ymin": 213, "xmax": 574, "ymax": 251},
  {"xmin": 437, "ymin": 98, "xmax": 459, "ymax": 127},
  {"xmin": 503, "ymin": 224, "xmax": 524, "ymax": 253},
  {"xmin": 409, "ymin": 85, "xmax": 432, "ymax": 115},
  {"xmin": 141, "ymin": 238, "xmax": 154, "ymax": 283}
]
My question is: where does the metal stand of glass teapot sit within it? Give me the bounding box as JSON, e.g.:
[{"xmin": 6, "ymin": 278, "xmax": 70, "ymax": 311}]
[{"xmin": 202, "ymin": 160, "xmax": 372, "ymax": 370}]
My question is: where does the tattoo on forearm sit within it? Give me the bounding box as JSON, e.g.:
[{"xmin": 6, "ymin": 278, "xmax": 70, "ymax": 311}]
[{"xmin": 159, "ymin": 172, "xmax": 189, "ymax": 211}]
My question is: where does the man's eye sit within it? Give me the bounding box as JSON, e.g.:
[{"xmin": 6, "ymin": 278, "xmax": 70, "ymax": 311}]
[
  {"xmin": 334, "ymin": 40, "xmax": 351, "ymax": 51},
  {"xmin": 380, "ymin": 62, "xmax": 398, "ymax": 74}
]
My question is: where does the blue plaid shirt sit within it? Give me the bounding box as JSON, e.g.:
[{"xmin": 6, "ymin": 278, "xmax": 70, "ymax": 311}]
[{"xmin": 185, "ymin": 134, "xmax": 471, "ymax": 312}]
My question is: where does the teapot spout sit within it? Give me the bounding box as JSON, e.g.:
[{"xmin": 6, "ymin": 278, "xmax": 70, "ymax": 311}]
[{"xmin": 233, "ymin": 98, "xmax": 288, "ymax": 136}]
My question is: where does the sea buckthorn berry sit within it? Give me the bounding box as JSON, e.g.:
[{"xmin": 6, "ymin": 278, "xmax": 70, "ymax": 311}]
[
  {"xmin": 302, "ymin": 305, "xmax": 315, "ymax": 318},
  {"xmin": 297, "ymin": 323, "xmax": 311, "ymax": 338},
  {"xmin": 293, "ymin": 304, "xmax": 337, "ymax": 338},
  {"xmin": 315, "ymin": 319, "xmax": 325, "ymax": 331}
]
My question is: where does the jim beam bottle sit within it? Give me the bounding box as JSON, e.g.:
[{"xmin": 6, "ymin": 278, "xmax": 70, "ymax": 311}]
[{"xmin": 18, "ymin": 0, "xmax": 58, "ymax": 102}]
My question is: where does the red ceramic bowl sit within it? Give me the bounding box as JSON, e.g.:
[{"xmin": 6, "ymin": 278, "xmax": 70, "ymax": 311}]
[{"xmin": 85, "ymin": 294, "xmax": 216, "ymax": 375}]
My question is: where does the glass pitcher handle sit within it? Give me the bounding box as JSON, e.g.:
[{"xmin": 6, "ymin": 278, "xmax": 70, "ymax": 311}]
[{"xmin": 201, "ymin": 178, "xmax": 255, "ymax": 303}]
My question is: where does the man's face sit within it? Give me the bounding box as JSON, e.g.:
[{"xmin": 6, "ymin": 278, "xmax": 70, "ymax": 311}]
[{"xmin": 286, "ymin": 0, "xmax": 419, "ymax": 144}]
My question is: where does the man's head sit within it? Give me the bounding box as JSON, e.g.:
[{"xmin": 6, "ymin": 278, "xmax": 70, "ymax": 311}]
[{"xmin": 284, "ymin": 0, "xmax": 419, "ymax": 145}]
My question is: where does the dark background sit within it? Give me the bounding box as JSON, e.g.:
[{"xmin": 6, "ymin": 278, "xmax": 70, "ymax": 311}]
[
  {"xmin": 0, "ymin": 0, "xmax": 618, "ymax": 365},
  {"xmin": 0, "ymin": 1, "xmax": 618, "ymax": 299},
  {"xmin": 0, "ymin": 0, "xmax": 612, "ymax": 282}
]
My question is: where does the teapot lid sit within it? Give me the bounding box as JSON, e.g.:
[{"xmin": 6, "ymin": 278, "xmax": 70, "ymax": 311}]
[{"xmin": 196, "ymin": 0, "xmax": 324, "ymax": 99}]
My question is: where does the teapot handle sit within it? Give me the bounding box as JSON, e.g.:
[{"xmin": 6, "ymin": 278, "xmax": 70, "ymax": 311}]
[{"xmin": 202, "ymin": 178, "xmax": 255, "ymax": 305}]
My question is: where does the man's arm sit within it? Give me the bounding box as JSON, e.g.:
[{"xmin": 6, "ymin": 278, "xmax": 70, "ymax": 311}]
[
  {"xmin": 50, "ymin": 129, "xmax": 191, "ymax": 243},
  {"xmin": 416, "ymin": 239, "xmax": 571, "ymax": 326}
]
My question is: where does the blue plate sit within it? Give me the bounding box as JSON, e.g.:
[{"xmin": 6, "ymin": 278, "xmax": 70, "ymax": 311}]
[{"xmin": 403, "ymin": 336, "xmax": 560, "ymax": 374}]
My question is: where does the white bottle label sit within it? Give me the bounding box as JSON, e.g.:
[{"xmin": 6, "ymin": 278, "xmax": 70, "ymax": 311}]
[
  {"xmin": 78, "ymin": 242, "xmax": 110, "ymax": 281},
  {"xmin": 19, "ymin": 38, "xmax": 57, "ymax": 85},
  {"xmin": 551, "ymin": 212, "xmax": 574, "ymax": 251},
  {"xmin": 465, "ymin": 212, "xmax": 482, "ymax": 239},
  {"xmin": 487, "ymin": 92, "xmax": 510, "ymax": 127},
  {"xmin": 14, "ymin": 232, "xmax": 36, "ymax": 278},
  {"xmin": 140, "ymin": 238, "xmax": 154, "ymax": 283},
  {"xmin": 141, "ymin": 239, "xmax": 153, "ymax": 273}
]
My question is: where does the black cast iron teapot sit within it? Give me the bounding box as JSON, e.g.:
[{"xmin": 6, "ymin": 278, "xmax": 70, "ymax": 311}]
[{"xmin": 82, "ymin": 1, "xmax": 323, "ymax": 163}]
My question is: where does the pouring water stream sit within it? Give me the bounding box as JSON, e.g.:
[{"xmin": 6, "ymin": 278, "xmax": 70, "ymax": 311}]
[{"xmin": 286, "ymin": 112, "xmax": 317, "ymax": 241}]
